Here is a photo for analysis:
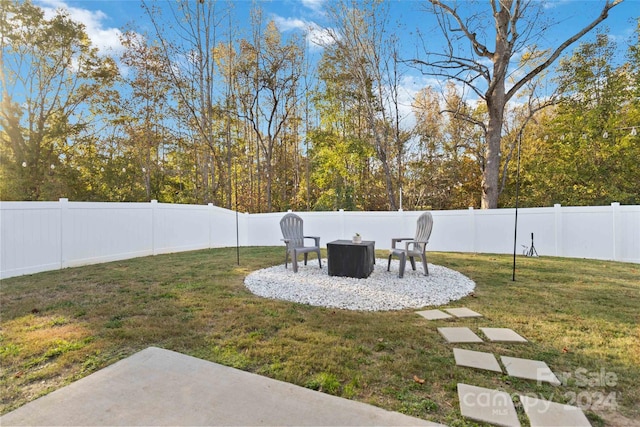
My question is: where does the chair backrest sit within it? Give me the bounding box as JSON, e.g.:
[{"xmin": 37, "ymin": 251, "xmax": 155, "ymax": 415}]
[
  {"xmin": 280, "ymin": 213, "xmax": 305, "ymax": 248},
  {"xmin": 414, "ymin": 212, "xmax": 434, "ymax": 252}
]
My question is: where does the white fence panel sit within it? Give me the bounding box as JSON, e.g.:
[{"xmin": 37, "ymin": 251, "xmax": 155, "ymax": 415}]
[
  {"xmin": 301, "ymin": 211, "xmax": 343, "ymax": 244},
  {"xmin": 1, "ymin": 201, "xmax": 638, "ymax": 279},
  {"xmin": 246, "ymin": 213, "xmax": 283, "ymax": 247},
  {"xmin": 561, "ymin": 206, "xmax": 614, "ymax": 260},
  {"xmin": 343, "ymin": 211, "xmax": 402, "ymax": 250},
  {"xmin": 620, "ymin": 206, "xmax": 640, "ymax": 263},
  {"xmin": 62, "ymin": 201, "xmax": 153, "ymax": 268},
  {"xmin": 473, "ymin": 209, "xmax": 516, "ymax": 255},
  {"xmin": 209, "ymin": 205, "xmax": 245, "ymax": 248},
  {"xmin": 153, "ymin": 202, "xmax": 210, "ymax": 254},
  {"xmin": 429, "ymin": 209, "xmax": 474, "ymax": 252},
  {"xmin": 1, "ymin": 202, "xmax": 62, "ymax": 278}
]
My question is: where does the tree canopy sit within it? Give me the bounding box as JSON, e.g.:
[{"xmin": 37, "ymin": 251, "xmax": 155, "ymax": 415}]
[{"xmin": 1, "ymin": 0, "xmax": 637, "ymax": 211}]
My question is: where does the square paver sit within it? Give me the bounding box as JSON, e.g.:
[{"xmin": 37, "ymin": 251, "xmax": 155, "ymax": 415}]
[
  {"xmin": 453, "ymin": 348, "xmax": 503, "ymax": 373},
  {"xmin": 520, "ymin": 395, "xmax": 591, "ymax": 427},
  {"xmin": 444, "ymin": 307, "xmax": 483, "ymax": 318},
  {"xmin": 480, "ymin": 327, "xmax": 528, "ymax": 342},
  {"xmin": 458, "ymin": 383, "xmax": 521, "ymax": 427},
  {"xmin": 500, "ymin": 356, "xmax": 561, "ymax": 385},
  {"xmin": 416, "ymin": 309, "xmax": 453, "ymax": 320},
  {"xmin": 438, "ymin": 327, "xmax": 483, "ymax": 343}
]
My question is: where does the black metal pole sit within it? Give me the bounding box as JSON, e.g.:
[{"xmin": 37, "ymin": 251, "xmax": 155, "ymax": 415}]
[
  {"xmin": 235, "ymin": 163, "xmax": 240, "ymax": 266},
  {"xmin": 512, "ymin": 132, "xmax": 522, "ymax": 281}
]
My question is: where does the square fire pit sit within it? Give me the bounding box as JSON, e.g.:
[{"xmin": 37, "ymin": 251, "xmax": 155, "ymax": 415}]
[{"xmin": 327, "ymin": 240, "xmax": 375, "ymax": 279}]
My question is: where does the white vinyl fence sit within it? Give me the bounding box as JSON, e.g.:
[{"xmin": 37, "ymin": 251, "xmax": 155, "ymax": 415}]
[{"xmin": 1, "ymin": 199, "xmax": 638, "ymax": 279}]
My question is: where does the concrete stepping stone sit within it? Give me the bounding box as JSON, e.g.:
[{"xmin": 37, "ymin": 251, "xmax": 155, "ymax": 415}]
[
  {"xmin": 453, "ymin": 348, "xmax": 503, "ymax": 373},
  {"xmin": 438, "ymin": 327, "xmax": 483, "ymax": 343},
  {"xmin": 500, "ymin": 356, "xmax": 561, "ymax": 385},
  {"xmin": 457, "ymin": 383, "xmax": 521, "ymax": 427},
  {"xmin": 520, "ymin": 395, "xmax": 591, "ymax": 427},
  {"xmin": 416, "ymin": 309, "xmax": 453, "ymax": 320},
  {"xmin": 444, "ymin": 307, "xmax": 483, "ymax": 318},
  {"xmin": 480, "ymin": 327, "xmax": 528, "ymax": 342}
]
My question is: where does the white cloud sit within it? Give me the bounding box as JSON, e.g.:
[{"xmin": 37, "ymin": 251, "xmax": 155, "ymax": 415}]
[
  {"xmin": 272, "ymin": 15, "xmax": 307, "ymax": 32},
  {"xmin": 35, "ymin": 0, "xmax": 124, "ymax": 54},
  {"xmin": 272, "ymin": 15, "xmax": 336, "ymax": 51},
  {"xmin": 300, "ymin": 0, "xmax": 326, "ymax": 15}
]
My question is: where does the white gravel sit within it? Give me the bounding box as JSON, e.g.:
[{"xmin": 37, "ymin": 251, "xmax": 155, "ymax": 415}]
[{"xmin": 244, "ymin": 258, "xmax": 475, "ymax": 311}]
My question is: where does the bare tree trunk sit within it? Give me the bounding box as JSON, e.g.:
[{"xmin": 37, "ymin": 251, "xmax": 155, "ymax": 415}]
[
  {"xmin": 484, "ymin": 102, "xmax": 504, "ymax": 209},
  {"xmin": 413, "ymin": 0, "xmax": 622, "ymax": 208}
]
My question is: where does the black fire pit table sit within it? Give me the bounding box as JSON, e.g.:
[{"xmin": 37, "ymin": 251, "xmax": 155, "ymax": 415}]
[{"xmin": 327, "ymin": 240, "xmax": 376, "ymax": 279}]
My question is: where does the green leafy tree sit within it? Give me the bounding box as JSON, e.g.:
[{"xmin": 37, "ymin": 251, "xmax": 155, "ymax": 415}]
[
  {"xmin": 323, "ymin": 0, "xmax": 405, "ymax": 210},
  {"xmin": 1, "ymin": 0, "xmax": 118, "ymax": 200},
  {"xmin": 411, "ymin": 84, "xmax": 482, "ymax": 209},
  {"xmin": 412, "ymin": 0, "xmax": 623, "ymax": 208},
  {"xmin": 235, "ymin": 16, "xmax": 304, "ymax": 212},
  {"xmin": 310, "ymin": 39, "xmax": 385, "ymax": 211},
  {"xmin": 518, "ymin": 30, "xmax": 640, "ymax": 206}
]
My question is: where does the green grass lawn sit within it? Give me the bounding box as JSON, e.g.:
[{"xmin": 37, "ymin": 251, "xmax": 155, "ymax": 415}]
[{"xmin": 1, "ymin": 248, "xmax": 638, "ymax": 426}]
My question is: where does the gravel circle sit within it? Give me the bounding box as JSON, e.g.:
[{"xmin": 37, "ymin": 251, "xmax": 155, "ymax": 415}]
[{"xmin": 244, "ymin": 258, "xmax": 475, "ymax": 311}]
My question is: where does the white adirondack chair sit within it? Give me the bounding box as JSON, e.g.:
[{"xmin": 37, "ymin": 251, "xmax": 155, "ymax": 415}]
[
  {"xmin": 387, "ymin": 212, "xmax": 433, "ymax": 278},
  {"xmin": 280, "ymin": 213, "xmax": 322, "ymax": 273}
]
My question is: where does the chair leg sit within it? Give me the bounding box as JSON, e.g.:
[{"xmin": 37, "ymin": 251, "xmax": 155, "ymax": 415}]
[
  {"xmin": 285, "ymin": 249, "xmax": 289, "ymax": 269},
  {"xmin": 421, "ymin": 254, "xmax": 428, "ymax": 276},
  {"xmin": 409, "ymin": 256, "xmax": 416, "ymax": 271},
  {"xmin": 304, "ymin": 253, "xmax": 308, "ymax": 266},
  {"xmin": 316, "ymin": 249, "xmax": 322, "ymax": 268},
  {"xmin": 292, "ymin": 249, "xmax": 299, "ymax": 273},
  {"xmin": 398, "ymin": 252, "xmax": 406, "ymax": 278},
  {"xmin": 387, "ymin": 254, "xmax": 392, "ymax": 272}
]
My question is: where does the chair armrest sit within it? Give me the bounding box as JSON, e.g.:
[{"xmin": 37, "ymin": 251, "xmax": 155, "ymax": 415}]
[
  {"xmin": 405, "ymin": 240, "xmax": 429, "ymax": 251},
  {"xmin": 304, "ymin": 236, "xmax": 321, "ymax": 246},
  {"xmin": 391, "ymin": 237, "xmax": 412, "ymax": 249}
]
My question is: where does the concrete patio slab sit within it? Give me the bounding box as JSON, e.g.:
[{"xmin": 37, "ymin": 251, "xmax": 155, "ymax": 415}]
[
  {"xmin": 457, "ymin": 383, "xmax": 521, "ymax": 427},
  {"xmin": 453, "ymin": 348, "xmax": 503, "ymax": 373},
  {"xmin": 438, "ymin": 327, "xmax": 483, "ymax": 343},
  {"xmin": 500, "ymin": 356, "xmax": 561, "ymax": 385},
  {"xmin": 480, "ymin": 327, "xmax": 528, "ymax": 342},
  {"xmin": 0, "ymin": 347, "xmax": 442, "ymax": 426},
  {"xmin": 443, "ymin": 307, "xmax": 483, "ymax": 318},
  {"xmin": 520, "ymin": 395, "xmax": 591, "ymax": 426},
  {"xmin": 416, "ymin": 309, "xmax": 453, "ymax": 320}
]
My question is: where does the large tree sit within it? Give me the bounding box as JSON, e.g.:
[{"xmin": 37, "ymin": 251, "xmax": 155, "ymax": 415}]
[
  {"xmin": 506, "ymin": 28, "xmax": 640, "ymax": 207},
  {"xmin": 0, "ymin": 0, "xmax": 117, "ymax": 200},
  {"xmin": 323, "ymin": 0, "xmax": 407, "ymax": 210},
  {"xmin": 235, "ymin": 17, "xmax": 304, "ymax": 212},
  {"xmin": 412, "ymin": 0, "xmax": 623, "ymax": 208},
  {"xmin": 143, "ymin": 0, "xmax": 232, "ymax": 205}
]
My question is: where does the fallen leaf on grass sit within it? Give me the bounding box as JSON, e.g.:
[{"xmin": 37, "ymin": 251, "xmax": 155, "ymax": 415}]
[{"xmin": 413, "ymin": 375, "xmax": 425, "ymax": 384}]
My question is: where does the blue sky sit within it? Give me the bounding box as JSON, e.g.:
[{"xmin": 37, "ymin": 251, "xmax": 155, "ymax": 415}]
[
  {"xmin": 35, "ymin": 0, "xmax": 639, "ymax": 53},
  {"xmin": 33, "ymin": 0, "xmax": 639, "ymax": 123}
]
